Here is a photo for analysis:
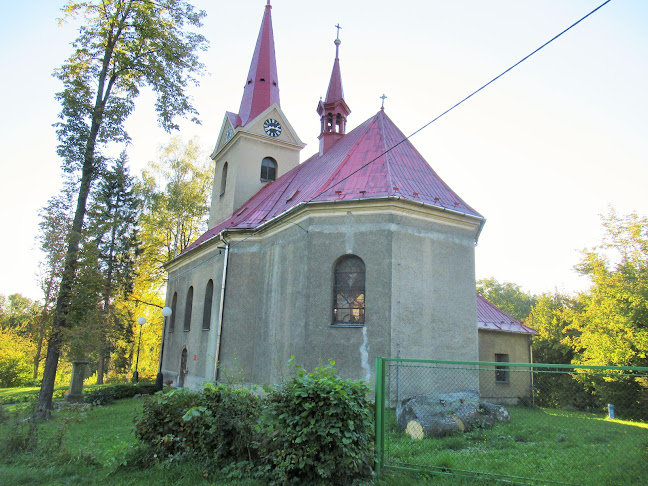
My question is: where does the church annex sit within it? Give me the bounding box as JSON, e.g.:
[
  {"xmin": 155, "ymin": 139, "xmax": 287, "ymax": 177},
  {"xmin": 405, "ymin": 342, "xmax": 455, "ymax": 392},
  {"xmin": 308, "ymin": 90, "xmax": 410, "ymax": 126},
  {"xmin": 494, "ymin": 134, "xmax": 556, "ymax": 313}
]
[{"xmin": 160, "ymin": 1, "xmax": 536, "ymax": 391}]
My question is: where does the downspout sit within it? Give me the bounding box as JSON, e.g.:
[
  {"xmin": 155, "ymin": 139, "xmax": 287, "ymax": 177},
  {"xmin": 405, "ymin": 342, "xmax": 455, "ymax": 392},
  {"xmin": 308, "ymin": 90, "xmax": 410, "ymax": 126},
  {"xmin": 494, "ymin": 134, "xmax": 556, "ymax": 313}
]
[{"xmin": 214, "ymin": 238, "xmax": 230, "ymax": 382}]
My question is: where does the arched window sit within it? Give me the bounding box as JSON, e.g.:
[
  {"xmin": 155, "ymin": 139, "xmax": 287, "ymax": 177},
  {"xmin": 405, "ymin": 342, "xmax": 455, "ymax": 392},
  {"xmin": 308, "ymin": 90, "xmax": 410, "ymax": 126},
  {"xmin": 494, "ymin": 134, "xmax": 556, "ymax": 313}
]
[
  {"xmin": 333, "ymin": 255, "xmax": 365, "ymax": 325},
  {"xmin": 202, "ymin": 280, "xmax": 214, "ymax": 330},
  {"xmin": 169, "ymin": 292, "xmax": 177, "ymax": 332},
  {"xmin": 220, "ymin": 162, "xmax": 228, "ymax": 196},
  {"xmin": 260, "ymin": 157, "xmax": 277, "ymax": 182},
  {"xmin": 184, "ymin": 286, "xmax": 193, "ymax": 332}
]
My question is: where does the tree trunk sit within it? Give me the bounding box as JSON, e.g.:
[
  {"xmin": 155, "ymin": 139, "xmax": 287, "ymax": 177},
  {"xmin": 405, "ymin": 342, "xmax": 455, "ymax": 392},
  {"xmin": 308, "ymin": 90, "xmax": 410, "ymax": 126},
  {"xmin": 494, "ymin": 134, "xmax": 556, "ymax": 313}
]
[
  {"xmin": 96, "ymin": 352, "xmax": 105, "ymax": 385},
  {"xmin": 35, "ymin": 98, "xmax": 104, "ymax": 419}
]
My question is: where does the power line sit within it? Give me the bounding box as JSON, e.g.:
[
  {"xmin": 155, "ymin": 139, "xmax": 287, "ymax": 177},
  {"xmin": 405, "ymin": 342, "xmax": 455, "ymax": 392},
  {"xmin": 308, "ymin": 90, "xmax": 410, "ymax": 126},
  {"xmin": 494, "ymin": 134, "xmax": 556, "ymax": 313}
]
[{"xmin": 226, "ymin": 0, "xmax": 613, "ymax": 249}]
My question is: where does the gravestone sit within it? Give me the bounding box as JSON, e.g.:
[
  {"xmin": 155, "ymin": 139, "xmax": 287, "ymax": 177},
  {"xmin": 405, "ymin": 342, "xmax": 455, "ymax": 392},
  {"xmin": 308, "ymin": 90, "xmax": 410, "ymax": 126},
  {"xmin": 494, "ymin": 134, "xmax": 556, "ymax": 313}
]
[{"xmin": 65, "ymin": 360, "xmax": 89, "ymax": 404}]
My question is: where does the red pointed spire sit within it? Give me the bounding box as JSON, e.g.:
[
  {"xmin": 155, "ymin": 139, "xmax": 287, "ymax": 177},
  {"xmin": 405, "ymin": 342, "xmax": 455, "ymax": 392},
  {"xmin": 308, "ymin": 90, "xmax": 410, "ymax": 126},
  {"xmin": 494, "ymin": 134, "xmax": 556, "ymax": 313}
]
[
  {"xmin": 317, "ymin": 30, "xmax": 351, "ymax": 156},
  {"xmin": 237, "ymin": 1, "xmax": 280, "ymax": 127},
  {"xmin": 325, "ymin": 39, "xmax": 344, "ymax": 103}
]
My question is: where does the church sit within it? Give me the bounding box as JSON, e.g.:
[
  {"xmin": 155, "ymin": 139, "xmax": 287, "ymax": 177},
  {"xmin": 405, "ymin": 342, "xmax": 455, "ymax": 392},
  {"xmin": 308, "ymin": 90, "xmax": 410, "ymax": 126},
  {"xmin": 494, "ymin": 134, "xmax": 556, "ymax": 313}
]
[{"xmin": 161, "ymin": 1, "xmax": 536, "ymax": 401}]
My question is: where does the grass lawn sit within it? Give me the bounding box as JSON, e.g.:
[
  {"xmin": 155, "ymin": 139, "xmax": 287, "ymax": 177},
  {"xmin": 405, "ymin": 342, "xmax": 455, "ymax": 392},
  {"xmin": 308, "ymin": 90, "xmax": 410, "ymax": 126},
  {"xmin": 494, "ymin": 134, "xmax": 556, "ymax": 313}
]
[
  {"xmin": 2, "ymin": 392, "xmax": 646, "ymax": 485},
  {"xmin": 384, "ymin": 406, "xmax": 648, "ymax": 485}
]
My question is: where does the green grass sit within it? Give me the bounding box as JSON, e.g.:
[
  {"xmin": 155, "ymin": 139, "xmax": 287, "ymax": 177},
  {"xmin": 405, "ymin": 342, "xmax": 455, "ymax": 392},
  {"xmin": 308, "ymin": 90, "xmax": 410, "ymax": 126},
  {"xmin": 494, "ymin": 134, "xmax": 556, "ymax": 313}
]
[
  {"xmin": 2, "ymin": 394, "xmax": 646, "ymax": 485},
  {"xmin": 384, "ymin": 406, "xmax": 648, "ymax": 485},
  {"xmin": 0, "ymin": 397, "xmax": 261, "ymax": 485},
  {"xmin": 0, "ymin": 383, "xmax": 111, "ymax": 405}
]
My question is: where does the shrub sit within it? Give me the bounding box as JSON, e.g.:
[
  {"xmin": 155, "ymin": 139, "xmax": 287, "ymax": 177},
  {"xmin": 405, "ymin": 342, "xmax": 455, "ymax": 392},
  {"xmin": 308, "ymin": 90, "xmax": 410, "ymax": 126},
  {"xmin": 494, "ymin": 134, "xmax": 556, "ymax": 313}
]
[
  {"xmin": 135, "ymin": 388, "xmax": 203, "ymax": 457},
  {"xmin": 85, "ymin": 383, "xmax": 158, "ymax": 406},
  {"xmin": 135, "ymin": 384, "xmax": 262, "ymax": 465},
  {"xmin": 192, "ymin": 383, "xmax": 262, "ymax": 464},
  {"xmin": 259, "ymin": 360, "xmax": 374, "ymax": 485}
]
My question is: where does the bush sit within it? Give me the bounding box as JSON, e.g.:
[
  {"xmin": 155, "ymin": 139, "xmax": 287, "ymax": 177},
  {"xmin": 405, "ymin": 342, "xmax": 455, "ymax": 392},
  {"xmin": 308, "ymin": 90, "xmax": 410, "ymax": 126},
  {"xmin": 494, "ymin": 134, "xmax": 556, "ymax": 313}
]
[
  {"xmin": 85, "ymin": 383, "xmax": 158, "ymax": 406},
  {"xmin": 259, "ymin": 360, "xmax": 374, "ymax": 485},
  {"xmin": 192, "ymin": 383, "xmax": 262, "ymax": 464},
  {"xmin": 133, "ymin": 364, "xmax": 375, "ymax": 484},
  {"xmin": 135, "ymin": 388, "xmax": 203, "ymax": 457}
]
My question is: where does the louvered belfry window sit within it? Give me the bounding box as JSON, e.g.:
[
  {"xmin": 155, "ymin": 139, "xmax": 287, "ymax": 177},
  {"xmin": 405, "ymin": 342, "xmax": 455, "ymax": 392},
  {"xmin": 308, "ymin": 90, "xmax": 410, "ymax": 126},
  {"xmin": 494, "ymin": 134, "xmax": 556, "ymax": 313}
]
[{"xmin": 333, "ymin": 255, "xmax": 365, "ymax": 325}]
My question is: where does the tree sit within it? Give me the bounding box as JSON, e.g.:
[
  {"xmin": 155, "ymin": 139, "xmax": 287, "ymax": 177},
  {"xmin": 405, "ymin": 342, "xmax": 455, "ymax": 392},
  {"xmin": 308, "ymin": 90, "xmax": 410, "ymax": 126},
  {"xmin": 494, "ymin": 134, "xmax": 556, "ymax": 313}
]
[
  {"xmin": 565, "ymin": 211, "xmax": 648, "ymax": 368},
  {"xmin": 561, "ymin": 210, "xmax": 648, "ymax": 419},
  {"xmin": 139, "ymin": 137, "xmax": 212, "ymax": 271},
  {"xmin": 86, "ymin": 152, "xmax": 142, "ymax": 383},
  {"xmin": 34, "ymin": 186, "xmax": 75, "ymax": 380},
  {"xmin": 0, "ymin": 294, "xmax": 39, "ymax": 387},
  {"xmin": 477, "ymin": 277, "xmax": 537, "ymax": 322},
  {"xmin": 37, "ymin": 0, "xmax": 207, "ymax": 419}
]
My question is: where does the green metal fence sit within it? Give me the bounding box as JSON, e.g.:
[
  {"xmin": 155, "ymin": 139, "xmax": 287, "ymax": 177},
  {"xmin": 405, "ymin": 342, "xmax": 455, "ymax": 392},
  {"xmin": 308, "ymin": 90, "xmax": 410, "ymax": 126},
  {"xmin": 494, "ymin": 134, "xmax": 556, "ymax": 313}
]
[{"xmin": 375, "ymin": 358, "xmax": 648, "ymax": 485}]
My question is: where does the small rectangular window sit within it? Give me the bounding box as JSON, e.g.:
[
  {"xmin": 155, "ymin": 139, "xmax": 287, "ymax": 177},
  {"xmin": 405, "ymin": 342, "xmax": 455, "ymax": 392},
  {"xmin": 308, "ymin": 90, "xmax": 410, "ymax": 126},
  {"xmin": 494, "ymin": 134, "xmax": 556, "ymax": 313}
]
[{"xmin": 495, "ymin": 354, "xmax": 509, "ymax": 383}]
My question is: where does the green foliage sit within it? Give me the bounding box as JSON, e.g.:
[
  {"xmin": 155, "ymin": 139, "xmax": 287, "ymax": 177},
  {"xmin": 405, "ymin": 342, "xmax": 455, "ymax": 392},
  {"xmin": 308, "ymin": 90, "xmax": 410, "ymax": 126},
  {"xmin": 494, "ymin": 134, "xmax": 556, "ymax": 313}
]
[
  {"xmin": 566, "ymin": 211, "xmax": 648, "ymax": 368},
  {"xmin": 477, "ymin": 278, "xmax": 537, "ymax": 322},
  {"xmin": 0, "ymin": 327, "xmax": 35, "ymax": 387},
  {"xmin": 85, "ymin": 382, "xmax": 157, "ymax": 406},
  {"xmin": 192, "ymin": 383, "xmax": 262, "ymax": 464},
  {"xmin": 528, "ymin": 292, "xmax": 575, "ymax": 365},
  {"xmin": 135, "ymin": 388, "xmax": 203, "ymax": 457},
  {"xmin": 135, "ymin": 384, "xmax": 262, "ymax": 465},
  {"xmin": 139, "ymin": 137, "xmax": 213, "ymax": 267},
  {"xmin": 258, "ymin": 360, "xmax": 374, "ymax": 485},
  {"xmin": 133, "ymin": 364, "xmax": 374, "ymax": 484}
]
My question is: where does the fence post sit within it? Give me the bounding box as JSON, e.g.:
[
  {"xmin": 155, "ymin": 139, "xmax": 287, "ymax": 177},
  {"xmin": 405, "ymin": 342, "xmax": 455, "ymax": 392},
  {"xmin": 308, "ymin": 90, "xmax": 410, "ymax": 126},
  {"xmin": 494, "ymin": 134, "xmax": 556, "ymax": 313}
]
[{"xmin": 375, "ymin": 357, "xmax": 385, "ymax": 475}]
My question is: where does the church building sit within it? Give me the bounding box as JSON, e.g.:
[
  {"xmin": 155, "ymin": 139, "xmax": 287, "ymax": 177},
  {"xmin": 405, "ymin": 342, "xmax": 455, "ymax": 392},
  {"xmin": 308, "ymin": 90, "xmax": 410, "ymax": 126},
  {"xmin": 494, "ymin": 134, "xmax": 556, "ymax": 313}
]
[{"xmin": 161, "ymin": 1, "xmax": 536, "ymax": 394}]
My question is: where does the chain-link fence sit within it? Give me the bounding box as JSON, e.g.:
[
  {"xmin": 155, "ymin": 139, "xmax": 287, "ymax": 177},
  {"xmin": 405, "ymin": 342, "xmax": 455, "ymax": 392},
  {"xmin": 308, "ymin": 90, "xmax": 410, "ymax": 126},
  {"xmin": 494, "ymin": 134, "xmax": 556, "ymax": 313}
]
[{"xmin": 374, "ymin": 358, "xmax": 648, "ymax": 485}]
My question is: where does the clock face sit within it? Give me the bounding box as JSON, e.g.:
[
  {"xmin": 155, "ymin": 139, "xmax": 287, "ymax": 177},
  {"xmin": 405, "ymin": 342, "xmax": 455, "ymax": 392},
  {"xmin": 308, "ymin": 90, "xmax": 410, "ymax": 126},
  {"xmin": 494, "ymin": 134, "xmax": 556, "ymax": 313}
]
[
  {"xmin": 225, "ymin": 126, "xmax": 233, "ymax": 142},
  {"xmin": 263, "ymin": 118, "xmax": 282, "ymax": 137}
]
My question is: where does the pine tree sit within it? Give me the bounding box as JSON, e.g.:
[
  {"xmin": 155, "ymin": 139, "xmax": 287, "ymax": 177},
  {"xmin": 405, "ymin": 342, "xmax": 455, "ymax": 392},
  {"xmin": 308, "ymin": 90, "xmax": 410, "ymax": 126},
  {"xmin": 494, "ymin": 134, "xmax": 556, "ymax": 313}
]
[{"xmin": 85, "ymin": 152, "xmax": 142, "ymax": 383}]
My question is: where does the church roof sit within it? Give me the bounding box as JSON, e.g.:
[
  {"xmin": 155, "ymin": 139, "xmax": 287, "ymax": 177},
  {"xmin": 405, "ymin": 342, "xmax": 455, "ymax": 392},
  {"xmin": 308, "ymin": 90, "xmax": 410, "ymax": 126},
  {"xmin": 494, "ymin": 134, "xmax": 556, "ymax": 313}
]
[
  {"xmin": 476, "ymin": 294, "xmax": 538, "ymax": 334},
  {"xmin": 236, "ymin": 2, "xmax": 280, "ymax": 127},
  {"xmin": 185, "ymin": 109, "xmax": 483, "ymax": 253}
]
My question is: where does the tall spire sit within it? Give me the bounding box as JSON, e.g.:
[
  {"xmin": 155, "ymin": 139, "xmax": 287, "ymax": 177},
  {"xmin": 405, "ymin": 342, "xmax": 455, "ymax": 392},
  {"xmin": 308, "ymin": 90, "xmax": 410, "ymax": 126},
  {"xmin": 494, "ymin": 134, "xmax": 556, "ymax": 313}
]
[
  {"xmin": 317, "ymin": 27, "xmax": 351, "ymax": 156},
  {"xmin": 237, "ymin": 1, "xmax": 280, "ymax": 127}
]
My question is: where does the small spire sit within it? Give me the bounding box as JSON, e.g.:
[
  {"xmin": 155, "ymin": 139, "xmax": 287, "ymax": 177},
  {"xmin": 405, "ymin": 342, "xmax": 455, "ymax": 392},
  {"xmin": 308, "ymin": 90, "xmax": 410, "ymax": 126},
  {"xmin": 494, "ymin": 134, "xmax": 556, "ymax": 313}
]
[
  {"xmin": 380, "ymin": 94, "xmax": 387, "ymax": 111},
  {"xmin": 317, "ymin": 25, "xmax": 351, "ymax": 155}
]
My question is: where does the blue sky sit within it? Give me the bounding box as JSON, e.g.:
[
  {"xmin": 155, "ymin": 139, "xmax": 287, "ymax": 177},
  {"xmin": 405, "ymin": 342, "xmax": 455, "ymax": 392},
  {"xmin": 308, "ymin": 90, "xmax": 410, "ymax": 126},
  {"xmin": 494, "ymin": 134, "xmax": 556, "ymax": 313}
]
[{"xmin": 1, "ymin": 0, "xmax": 647, "ymax": 301}]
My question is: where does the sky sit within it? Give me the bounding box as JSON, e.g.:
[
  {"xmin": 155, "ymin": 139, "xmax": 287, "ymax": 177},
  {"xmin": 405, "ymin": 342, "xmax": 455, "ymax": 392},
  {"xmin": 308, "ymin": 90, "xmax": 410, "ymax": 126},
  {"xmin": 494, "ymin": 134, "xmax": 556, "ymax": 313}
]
[{"xmin": 1, "ymin": 0, "xmax": 646, "ymax": 302}]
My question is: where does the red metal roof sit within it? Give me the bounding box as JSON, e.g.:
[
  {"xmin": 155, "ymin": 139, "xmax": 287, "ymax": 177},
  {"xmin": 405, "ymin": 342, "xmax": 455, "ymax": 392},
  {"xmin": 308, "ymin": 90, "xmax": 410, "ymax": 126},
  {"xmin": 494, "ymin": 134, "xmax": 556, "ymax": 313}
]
[
  {"xmin": 476, "ymin": 294, "xmax": 538, "ymax": 334},
  {"xmin": 236, "ymin": 2, "xmax": 280, "ymax": 127},
  {"xmin": 185, "ymin": 109, "xmax": 483, "ymax": 253}
]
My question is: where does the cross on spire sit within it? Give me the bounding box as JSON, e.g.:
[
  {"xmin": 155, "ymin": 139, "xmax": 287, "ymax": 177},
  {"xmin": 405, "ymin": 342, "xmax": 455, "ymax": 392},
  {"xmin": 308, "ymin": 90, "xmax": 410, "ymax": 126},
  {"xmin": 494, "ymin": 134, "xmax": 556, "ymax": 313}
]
[
  {"xmin": 380, "ymin": 94, "xmax": 387, "ymax": 110},
  {"xmin": 335, "ymin": 23, "xmax": 342, "ymax": 39}
]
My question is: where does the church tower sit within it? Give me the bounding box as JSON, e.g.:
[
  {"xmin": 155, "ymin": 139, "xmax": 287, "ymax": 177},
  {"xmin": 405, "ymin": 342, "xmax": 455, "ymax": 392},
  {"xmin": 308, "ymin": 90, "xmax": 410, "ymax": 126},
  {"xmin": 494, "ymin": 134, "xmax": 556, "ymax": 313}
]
[
  {"xmin": 316, "ymin": 30, "xmax": 351, "ymax": 156},
  {"xmin": 209, "ymin": 1, "xmax": 305, "ymax": 228}
]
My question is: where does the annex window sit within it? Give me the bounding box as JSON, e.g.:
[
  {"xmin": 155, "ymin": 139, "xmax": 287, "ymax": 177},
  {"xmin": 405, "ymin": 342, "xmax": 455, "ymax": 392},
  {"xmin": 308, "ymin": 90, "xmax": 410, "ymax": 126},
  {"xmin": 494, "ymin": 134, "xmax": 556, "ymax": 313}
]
[
  {"xmin": 169, "ymin": 292, "xmax": 177, "ymax": 332},
  {"xmin": 495, "ymin": 353, "xmax": 510, "ymax": 383},
  {"xmin": 202, "ymin": 280, "xmax": 214, "ymax": 330},
  {"xmin": 220, "ymin": 162, "xmax": 228, "ymax": 196},
  {"xmin": 260, "ymin": 157, "xmax": 277, "ymax": 182},
  {"xmin": 333, "ymin": 255, "xmax": 365, "ymax": 325},
  {"xmin": 184, "ymin": 286, "xmax": 193, "ymax": 332}
]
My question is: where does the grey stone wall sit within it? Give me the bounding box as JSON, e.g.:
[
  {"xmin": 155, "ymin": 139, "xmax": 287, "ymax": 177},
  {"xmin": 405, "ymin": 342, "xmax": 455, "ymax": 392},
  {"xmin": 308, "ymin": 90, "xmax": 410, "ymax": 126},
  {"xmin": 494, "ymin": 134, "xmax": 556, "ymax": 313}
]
[{"xmin": 163, "ymin": 202, "xmax": 480, "ymax": 390}]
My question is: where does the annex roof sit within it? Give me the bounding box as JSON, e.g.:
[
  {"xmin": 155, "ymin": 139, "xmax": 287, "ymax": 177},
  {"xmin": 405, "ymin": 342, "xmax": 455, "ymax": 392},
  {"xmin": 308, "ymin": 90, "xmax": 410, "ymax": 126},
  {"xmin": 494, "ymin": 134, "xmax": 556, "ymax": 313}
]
[
  {"xmin": 476, "ymin": 294, "xmax": 537, "ymax": 335},
  {"xmin": 185, "ymin": 109, "xmax": 483, "ymax": 253}
]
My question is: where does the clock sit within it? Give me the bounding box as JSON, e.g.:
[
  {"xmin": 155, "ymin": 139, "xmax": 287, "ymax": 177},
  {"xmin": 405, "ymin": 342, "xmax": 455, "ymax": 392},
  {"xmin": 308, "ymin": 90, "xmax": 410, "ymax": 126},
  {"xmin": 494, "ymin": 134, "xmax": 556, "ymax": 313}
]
[
  {"xmin": 263, "ymin": 118, "xmax": 282, "ymax": 137},
  {"xmin": 225, "ymin": 125, "xmax": 233, "ymax": 142}
]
